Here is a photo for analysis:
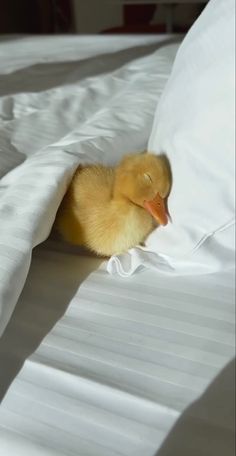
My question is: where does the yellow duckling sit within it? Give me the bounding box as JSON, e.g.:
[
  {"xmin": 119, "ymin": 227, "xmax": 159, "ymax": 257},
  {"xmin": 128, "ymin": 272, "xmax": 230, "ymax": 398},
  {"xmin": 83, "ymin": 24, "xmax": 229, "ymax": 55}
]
[{"xmin": 55, "ymin": 152, "xmax": 171, "ymax": 256}]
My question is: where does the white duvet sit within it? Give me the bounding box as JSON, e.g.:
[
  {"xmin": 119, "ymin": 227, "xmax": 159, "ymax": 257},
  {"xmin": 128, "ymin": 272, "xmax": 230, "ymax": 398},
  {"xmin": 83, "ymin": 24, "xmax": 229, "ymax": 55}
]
[{"xmin": 0, "ymin": 36, "xmax": 179, "ymax": 337}]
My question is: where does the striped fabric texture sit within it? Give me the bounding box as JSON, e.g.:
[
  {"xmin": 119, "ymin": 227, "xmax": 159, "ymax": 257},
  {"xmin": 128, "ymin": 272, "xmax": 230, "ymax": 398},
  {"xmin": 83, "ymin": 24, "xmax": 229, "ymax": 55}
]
[
  {"xmin": 0, "ymin": 35, "xmax": 235, "ymax": 456},
  {"xmin": 0, "ymin": 36, "xmax": 179, "ymax": 336},
  {"xmin": 0, "ymin": 241, "xmax": 235, "ymax": 455}
]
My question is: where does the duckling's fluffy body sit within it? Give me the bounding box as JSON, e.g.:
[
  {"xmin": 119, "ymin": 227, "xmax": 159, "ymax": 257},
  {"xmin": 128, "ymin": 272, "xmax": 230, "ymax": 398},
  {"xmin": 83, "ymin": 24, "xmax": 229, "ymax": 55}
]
[{"xmin": 55, "ymin": 153, "xmax": 170, "ymax": 256}]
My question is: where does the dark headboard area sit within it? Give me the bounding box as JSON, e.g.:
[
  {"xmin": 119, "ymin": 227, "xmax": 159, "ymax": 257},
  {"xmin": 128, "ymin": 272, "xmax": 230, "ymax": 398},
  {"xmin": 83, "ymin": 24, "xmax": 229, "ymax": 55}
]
[{"xmin": 0, "ymin": 0, "xmax": 208, "ymax": 35}]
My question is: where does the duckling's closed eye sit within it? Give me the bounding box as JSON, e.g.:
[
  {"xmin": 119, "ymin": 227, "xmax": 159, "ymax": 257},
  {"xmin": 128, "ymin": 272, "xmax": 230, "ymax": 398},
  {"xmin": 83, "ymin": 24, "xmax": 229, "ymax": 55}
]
[{"xmin": 143, "ymin": 173, "xmax": 153, "ymax": 184}]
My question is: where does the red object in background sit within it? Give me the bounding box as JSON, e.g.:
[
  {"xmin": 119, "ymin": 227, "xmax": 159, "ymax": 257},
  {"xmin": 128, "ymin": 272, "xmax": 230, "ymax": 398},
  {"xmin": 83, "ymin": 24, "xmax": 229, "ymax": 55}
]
[
  {"xmin": 102, "ymin": 3, "xmax": 202, "ymax": 35},
  {"xmin": 102, "ymin": 3, "xmax": 166, "ymax": 34}
]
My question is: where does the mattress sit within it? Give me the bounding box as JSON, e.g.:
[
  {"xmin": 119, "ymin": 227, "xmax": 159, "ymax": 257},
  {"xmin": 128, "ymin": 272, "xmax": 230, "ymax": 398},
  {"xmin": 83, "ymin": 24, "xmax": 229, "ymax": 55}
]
[{"xmin": 0, "ymin": 35, "xmax": 235, "ymax": 456}]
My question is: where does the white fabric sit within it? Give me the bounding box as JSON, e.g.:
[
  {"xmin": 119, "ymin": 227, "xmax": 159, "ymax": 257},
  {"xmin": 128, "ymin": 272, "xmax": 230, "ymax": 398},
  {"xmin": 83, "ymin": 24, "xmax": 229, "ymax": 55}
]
[
  {"xmin": 0, "ymin": 35, "xmax": 179, "ymax": 336},
  {"xmin": 109, "ymin": 0, "xmax": 235, "ymax": 277},
  {"xmin": 0, "ymin": 34, "xmax": 235, "ymax": 456},
  {"xmin": 0, "ymin": 238, "xmax": 235, "ymax": 456}
]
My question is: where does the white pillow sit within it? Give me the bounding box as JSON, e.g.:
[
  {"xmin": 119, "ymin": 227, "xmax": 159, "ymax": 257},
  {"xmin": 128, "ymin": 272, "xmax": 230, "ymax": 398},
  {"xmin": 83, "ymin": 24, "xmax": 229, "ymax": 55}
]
[{"xmin": 108, "ymin": 0, "xmax": 235, "ymax": 276}]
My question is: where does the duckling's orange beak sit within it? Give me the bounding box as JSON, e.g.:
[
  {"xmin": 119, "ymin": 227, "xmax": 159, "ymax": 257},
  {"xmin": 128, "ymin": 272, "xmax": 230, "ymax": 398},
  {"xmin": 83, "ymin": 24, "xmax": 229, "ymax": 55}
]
[{"xmin": 144, "ymin": 193, "xmax": 168, "ymax": 226}]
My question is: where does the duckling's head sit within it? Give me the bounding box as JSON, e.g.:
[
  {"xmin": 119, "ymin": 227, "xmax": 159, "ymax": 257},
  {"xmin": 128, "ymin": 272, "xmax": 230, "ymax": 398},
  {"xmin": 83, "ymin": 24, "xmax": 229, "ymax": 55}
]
[{"xmin": 114, "ymin": 152, "xmax": 171, "ymax": 226}]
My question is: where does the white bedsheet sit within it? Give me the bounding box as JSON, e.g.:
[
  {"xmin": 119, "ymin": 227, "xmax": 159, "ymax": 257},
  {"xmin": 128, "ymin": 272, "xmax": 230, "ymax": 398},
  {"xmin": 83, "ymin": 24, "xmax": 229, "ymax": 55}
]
[
  {"xmin": 0, "ymin": 35, "xmax": 235, "ymax": 456},
  {"xmin": 0, "ymin": 238, "xmax": 235, "ymax": 456},
  {"xmin": 0, "ymin": 34, "xmax": 179, "ymax": 337}
]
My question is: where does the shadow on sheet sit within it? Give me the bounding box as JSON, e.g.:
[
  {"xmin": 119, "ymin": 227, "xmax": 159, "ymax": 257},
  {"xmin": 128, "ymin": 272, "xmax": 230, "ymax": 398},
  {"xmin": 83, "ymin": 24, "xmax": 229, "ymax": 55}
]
[
  {"xmin": 156, "ymin": 357, "xmax": 235, "ymax": 456},
  {"xmin": 0, "ymin": 37, "xmax": 180, "ymax": 97},
  {"xmin": 0, "ymin": 238, "xmax": 102, "ymax": 401}
]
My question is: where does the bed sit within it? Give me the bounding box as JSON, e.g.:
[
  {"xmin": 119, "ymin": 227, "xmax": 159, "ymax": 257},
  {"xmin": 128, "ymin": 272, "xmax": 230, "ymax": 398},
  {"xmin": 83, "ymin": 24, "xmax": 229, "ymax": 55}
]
[
  {"xmin": 0, "ymin": 237, "xmax": 235, "ymax": 456},
  {"xmin": 0, "ymin": 3, "xmax": 235, "ymax": 455}
]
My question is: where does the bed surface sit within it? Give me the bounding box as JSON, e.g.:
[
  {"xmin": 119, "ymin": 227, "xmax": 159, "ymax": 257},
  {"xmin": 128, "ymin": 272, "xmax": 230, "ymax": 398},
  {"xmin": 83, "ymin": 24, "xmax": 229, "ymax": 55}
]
[
  {"xmin": 0, "ymin": 238, "xmax": 235, "ymax": 456},
  {"xmin": 0, "ymin": 35, "xmax": 235, "ymax": 456}
]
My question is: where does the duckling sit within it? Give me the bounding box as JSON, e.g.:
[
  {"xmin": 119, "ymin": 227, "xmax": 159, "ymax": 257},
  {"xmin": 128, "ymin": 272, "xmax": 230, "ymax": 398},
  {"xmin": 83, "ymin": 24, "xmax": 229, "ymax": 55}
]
[{"xmin": 55, "ymin": 152, "xmax": 171, "ymax": 257}]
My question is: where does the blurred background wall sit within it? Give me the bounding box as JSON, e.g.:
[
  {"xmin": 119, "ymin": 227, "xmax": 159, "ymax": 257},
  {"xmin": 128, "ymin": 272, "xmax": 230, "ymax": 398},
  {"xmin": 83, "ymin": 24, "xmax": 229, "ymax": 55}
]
[{"xmin": 0, "ymin": 0, "xmax": 207, "ymax": 35}]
